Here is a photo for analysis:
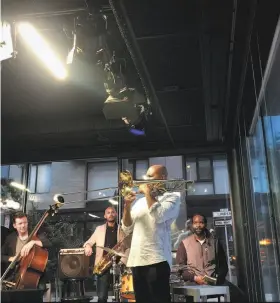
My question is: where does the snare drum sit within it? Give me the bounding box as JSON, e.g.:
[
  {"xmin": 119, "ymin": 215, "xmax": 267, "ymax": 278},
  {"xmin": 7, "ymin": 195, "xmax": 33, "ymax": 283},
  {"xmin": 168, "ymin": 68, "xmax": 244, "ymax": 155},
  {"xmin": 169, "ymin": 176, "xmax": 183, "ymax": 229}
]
[{"xmin": 120, "ymin": 269, "xmax": 135, "ymax": 302}]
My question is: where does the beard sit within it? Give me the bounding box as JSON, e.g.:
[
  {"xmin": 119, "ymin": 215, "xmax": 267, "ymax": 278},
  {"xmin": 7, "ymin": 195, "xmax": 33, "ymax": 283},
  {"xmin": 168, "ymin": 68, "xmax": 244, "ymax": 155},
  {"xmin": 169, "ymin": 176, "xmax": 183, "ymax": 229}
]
[
  {"xmin": 107, "ymin": 217, "xmax": 115, "ymax": 222},
  {"xmin": 193, "ymin": 228, "xmax": 205, "ymax": 236}
]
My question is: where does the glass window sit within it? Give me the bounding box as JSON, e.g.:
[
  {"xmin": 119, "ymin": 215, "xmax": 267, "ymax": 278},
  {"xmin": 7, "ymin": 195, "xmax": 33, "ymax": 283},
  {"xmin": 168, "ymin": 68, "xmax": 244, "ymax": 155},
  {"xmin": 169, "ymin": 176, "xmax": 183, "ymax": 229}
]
[
  {"xmin": 122, "ymin": 159, "xmax": 133, "ymax": 173},
  {"xmin": 248, "ymin": 119, "xmax": 280, "ymax": 301},
  {"xmin": 213, "ymin": 159, "xmax": 230, "ymax": 194},
  {"xmin": 258, "ymin": 23, "xmax": 280, "ymax": 301},
  {"xmin": 29, "ymin": 165, "xmax": 37, "ymax": 193},
  {"xmin": 87, "ymin": 161, "xmax": 118, "ymax": 200},
  {"xmin": 1, "ymin": 165, "xmax": 26, "ymax": 212},
  {"xmin": 29, "ymin": 164, "xmax": 51, "ymax": 194},
  {"xmin": 37, "ymin": 164, "xmax": 52, "ymax": 193},
  {"xmin": 186, "ymin": 159, "xmax": 197, "ymax": 181},
  {"xmin": 9, "ymin": 165, "xmax": 24, "ymax": 184},
  {"xmin": 1, "ymin": 166, "xmax": 9, "ymax": 179},
  {"xmin": 135, "ymin": 160, "xmax": 148, "ymax": 179},
  {"xmin": 198, "ymin": 158, "xmax": 212, "ymax": 180},
  {"xmin": 187, "ymin": 182, "xmax": 214, "ymax": 195}
]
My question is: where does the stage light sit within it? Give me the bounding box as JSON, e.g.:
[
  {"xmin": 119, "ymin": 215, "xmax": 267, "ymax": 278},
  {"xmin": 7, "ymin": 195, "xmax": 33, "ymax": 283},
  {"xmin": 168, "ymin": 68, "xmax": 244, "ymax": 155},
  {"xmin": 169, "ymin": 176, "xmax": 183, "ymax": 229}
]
[
  {"xmin": 129, "ymin": 127, "xmax": 145, "ymax": 136},
  {"xmin": 17, "ymin": 22, "xmax": 67, "ymax": 80},
  {"xmin": 103, "ymin": 87, "xmax": 146, "ymax": 123}
]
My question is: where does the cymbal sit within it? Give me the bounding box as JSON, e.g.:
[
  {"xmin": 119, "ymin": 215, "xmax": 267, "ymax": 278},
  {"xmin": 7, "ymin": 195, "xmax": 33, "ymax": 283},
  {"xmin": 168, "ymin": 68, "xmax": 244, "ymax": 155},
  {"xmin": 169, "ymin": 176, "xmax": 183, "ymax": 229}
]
[{"xmin": 96, "ymin": 246, "xmax": 127, "ymax": 258}]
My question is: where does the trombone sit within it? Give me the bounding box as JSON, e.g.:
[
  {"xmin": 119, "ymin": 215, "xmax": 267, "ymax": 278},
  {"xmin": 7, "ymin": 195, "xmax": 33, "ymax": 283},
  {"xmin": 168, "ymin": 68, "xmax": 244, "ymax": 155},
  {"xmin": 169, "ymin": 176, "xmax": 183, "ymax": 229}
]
[{"xmin": 55, "ymin": 170, "xmax": 194, "ymax": 204}]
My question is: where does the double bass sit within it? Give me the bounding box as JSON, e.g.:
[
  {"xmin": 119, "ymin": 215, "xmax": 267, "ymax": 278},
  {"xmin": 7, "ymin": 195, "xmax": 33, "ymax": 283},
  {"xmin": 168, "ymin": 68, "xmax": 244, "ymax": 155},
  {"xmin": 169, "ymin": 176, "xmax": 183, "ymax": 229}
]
[{"xmin": 0, "ymin": 195, "xmax": 64, "ymax": 290}]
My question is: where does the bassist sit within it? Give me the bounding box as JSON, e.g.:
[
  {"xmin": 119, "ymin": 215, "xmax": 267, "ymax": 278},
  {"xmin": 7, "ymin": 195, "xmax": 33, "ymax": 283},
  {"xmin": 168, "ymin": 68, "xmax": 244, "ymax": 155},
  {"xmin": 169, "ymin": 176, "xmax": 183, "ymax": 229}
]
[{"xmin": 1, "ymin": 211, "xmax": 51, "ymax": 290}]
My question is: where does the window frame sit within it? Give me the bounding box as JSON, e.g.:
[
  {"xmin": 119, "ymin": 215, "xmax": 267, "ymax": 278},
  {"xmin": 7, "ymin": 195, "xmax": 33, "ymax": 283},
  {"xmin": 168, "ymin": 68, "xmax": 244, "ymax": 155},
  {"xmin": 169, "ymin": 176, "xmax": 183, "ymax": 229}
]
[
  {"xmin": 185, "ymin": 155, "xmax": 229, "ymax": 196},
  {"xmin": 29, "ymin": 163, "xmax": 52, "ymax": 194},
  {"xmin": 127, "ymin": 158, "xmax": 149, "ymax": 180},
  {"xmin": 196, "ymin": 157, "xmax": 214, "ymax": 182},
  {"xmin": 86, "ymin": 160, "xmax": 119, "ymax": 201}
]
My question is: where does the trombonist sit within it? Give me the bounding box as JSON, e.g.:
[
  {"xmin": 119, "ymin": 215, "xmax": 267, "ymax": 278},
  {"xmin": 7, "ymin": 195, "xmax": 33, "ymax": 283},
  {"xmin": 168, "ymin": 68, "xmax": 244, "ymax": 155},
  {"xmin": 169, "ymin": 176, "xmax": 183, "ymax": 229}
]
[{"xmin": 121, "ymin": 165, "xmax": 181, "ymax": 303}]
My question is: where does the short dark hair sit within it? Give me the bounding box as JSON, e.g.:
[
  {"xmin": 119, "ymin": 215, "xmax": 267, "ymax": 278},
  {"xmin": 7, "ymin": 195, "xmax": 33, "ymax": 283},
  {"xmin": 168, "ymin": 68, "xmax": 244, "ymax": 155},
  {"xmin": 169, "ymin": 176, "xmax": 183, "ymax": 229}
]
[
  {"xmin": 191, "ymin": 213, "xmax": 207, "ymax": 224},
  {"xmin": 12, "ymin": 211, "xmax": 27, "ymax": 223}
]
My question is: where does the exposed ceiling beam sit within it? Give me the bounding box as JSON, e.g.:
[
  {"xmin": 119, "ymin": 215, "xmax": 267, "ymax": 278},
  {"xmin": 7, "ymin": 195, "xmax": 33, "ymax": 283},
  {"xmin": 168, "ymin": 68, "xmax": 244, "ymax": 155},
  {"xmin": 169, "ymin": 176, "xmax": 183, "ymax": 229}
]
[
  {"xmin": 223, "ymin": 0, "xmax": 237, "ymax": 138},
  {"xmin": 228, "ymin": 0, "xmax": 258, "ymax": 145},
  {"xmin": 109, "ymin": 0, "xmax": 175, "ymax": 147},
  {"xmin": 2, "ymin": 142, "xmax": 226, "ymax": 165},
  {"xmin": 198, "ymin": 1, "xmax": 212, "ymax": 141}
]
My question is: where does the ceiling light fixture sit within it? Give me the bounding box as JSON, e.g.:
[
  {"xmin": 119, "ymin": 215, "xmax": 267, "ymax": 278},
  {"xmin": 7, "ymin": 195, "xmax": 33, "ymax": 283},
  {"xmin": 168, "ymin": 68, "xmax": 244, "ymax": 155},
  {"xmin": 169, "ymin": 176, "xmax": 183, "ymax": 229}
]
[
  {"xmin": 122, "ymin": 115, "xmax": 146, "ymax": 136},
  {"xmin": 17, "ymin": 22, "xmax": 67, "ymax": 80}
]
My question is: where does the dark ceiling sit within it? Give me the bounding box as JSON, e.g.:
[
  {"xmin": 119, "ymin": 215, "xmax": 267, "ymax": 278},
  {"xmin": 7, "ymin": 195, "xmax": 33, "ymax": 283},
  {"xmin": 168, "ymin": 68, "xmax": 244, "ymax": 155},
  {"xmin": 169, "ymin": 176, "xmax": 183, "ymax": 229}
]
[{"xmin": 1, "ymin": 0, "xmax": 279, "ymax": 164}]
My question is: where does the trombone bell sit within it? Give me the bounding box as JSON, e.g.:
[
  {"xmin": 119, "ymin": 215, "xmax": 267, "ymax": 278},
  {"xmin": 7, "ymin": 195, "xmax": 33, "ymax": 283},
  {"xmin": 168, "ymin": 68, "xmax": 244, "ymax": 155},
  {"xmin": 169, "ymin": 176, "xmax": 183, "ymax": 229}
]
[{"xmin": 119, "ymin": 171, "xmax": 134, "ymax": 197}]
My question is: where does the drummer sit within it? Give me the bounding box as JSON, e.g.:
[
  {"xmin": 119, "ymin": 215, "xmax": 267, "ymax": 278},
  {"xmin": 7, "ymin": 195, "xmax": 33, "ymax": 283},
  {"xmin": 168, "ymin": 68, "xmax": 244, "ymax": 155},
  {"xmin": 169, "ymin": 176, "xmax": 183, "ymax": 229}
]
[{"xmin": 84, "ymin": 207, "xmax": 130, "ymax": 303}]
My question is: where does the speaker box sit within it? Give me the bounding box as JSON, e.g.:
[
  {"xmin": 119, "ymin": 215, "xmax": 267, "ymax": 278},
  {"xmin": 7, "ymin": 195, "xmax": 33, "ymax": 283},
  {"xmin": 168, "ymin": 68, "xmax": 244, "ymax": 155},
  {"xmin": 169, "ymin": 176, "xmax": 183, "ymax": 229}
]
[{"xmin": 58, "ymin": 248, "xmax": 90, "ymax": 280}]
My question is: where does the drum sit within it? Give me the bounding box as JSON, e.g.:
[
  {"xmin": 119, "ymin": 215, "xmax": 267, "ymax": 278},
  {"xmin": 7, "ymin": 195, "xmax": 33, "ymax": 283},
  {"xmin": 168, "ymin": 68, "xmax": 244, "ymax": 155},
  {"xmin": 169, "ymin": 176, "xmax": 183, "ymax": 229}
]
[{"xmin": 120, "ymin": 269, "xmax": 135, "ymax": 301}]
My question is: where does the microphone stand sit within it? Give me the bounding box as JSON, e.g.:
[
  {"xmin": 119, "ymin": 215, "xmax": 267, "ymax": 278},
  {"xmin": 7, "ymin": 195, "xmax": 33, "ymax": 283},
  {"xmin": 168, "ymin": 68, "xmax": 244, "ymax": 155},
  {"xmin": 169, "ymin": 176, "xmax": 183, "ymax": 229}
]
[{"xmin": 111, "ymin": 255, "xmax": 119, "ymax": 302}]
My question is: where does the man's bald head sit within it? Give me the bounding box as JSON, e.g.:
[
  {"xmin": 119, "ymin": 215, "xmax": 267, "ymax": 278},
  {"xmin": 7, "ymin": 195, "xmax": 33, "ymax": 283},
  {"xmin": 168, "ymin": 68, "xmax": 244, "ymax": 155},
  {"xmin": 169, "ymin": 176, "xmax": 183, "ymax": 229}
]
[{"xmin": 146, "ymin": 165, "xmax": 168, "ymax": 180}]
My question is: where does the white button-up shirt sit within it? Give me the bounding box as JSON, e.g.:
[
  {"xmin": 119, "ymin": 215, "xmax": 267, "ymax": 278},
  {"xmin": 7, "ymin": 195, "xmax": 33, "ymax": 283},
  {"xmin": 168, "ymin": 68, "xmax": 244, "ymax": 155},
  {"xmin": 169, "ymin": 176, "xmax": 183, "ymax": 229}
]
[{"xmin": 121, "ymin": 191, "xmax": 181, "ymax": 268}]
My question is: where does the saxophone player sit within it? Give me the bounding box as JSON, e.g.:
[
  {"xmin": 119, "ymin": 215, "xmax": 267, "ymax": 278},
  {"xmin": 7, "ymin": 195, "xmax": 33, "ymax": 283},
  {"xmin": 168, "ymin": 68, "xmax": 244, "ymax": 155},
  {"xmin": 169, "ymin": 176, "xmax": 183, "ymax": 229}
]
[{"xmin": 83, "ymin": 207, "xmax": 129, "ymax": 303}]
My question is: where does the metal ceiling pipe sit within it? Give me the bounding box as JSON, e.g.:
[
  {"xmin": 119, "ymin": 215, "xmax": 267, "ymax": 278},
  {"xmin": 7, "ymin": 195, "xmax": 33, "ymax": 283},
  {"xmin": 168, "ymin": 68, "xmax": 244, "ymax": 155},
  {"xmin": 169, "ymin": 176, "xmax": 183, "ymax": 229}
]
[
  {"xmin": 223, "ymin": 0, "xmax": 238, "ymax": 136},
  {"xmin": 230, "ymin": 0, "xmax": 258, "ymax": 143},
  {"xmin": 108, "ymin": 0, "xmax": 175, "ymax": 147}
]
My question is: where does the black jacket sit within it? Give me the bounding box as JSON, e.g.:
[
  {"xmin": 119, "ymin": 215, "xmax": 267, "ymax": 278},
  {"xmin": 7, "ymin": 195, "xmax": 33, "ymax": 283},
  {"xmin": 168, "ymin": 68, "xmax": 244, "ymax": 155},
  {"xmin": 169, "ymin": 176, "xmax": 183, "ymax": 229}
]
[{"xmin": 1, "ymin": 231, "xmax": 51, "ymax": 263}]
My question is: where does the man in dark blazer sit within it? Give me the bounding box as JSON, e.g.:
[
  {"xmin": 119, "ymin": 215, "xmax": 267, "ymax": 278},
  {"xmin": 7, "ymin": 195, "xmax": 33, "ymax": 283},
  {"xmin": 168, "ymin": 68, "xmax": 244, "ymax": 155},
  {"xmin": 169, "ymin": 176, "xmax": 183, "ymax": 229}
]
[{"xmin": 1, "ymin": 211, "xmax": 51, "ymax": 289}]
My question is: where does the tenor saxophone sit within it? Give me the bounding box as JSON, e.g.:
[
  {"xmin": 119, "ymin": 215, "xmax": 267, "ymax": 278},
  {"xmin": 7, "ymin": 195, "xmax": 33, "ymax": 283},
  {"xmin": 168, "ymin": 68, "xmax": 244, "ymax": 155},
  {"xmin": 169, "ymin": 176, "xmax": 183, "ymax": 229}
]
[{"xmin": 93, "ymin": 239, "xmax": 125, "ymax": 275}]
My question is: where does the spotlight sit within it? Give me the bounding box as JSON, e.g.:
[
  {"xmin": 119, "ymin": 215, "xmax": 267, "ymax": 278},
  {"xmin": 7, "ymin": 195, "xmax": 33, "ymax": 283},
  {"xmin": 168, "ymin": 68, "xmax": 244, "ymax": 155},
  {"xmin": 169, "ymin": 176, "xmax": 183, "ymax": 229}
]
[
  {"xmin": 122, "ymin": 117, "xmax": 146, "ymax": 136},
  {"xmin": 103, "ymin": 87, "xmax": 146, "ymax": 124}
]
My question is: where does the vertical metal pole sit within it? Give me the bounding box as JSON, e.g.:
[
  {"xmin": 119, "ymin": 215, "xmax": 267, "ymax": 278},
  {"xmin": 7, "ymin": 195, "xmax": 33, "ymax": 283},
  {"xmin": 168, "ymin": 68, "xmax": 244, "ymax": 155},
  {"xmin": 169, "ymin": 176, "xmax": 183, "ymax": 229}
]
[
  {"xmin": 224, "ymin": 221, "xmax": 232, "ymax": 282},
  {"xmin": 23, "ymin": 163, "xmax": 30, "ymax": 213},
  {"xmin": 118, "ymin": 158, "xmax": 123, "ymax": 225}
]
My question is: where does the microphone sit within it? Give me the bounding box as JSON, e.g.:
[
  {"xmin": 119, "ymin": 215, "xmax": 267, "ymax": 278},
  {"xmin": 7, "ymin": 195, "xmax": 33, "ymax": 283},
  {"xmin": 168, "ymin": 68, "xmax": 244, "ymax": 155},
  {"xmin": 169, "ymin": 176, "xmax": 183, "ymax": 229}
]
[{"xmin": 53, "ymin": 194, "xmax": 64, "ymax": 204}]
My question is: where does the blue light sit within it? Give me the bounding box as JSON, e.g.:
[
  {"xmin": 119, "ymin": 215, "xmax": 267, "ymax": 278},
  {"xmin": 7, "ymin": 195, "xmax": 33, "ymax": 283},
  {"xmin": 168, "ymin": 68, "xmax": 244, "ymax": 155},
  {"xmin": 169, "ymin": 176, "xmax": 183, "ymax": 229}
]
[{"xmin": 129, "ymin": 128, "xmax": 145, "ymax": 136}]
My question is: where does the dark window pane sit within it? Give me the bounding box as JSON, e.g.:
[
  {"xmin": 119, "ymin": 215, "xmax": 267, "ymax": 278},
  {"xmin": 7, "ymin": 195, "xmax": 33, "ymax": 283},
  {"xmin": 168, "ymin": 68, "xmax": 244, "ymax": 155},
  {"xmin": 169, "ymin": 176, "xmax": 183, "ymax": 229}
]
[
  {"xmin": 186, "ymin": 159, "xmax": 197, "ymax": 181},
  {"xmin": 198, "ymin": 158, "xmax": 212, "ymax": 180}
]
